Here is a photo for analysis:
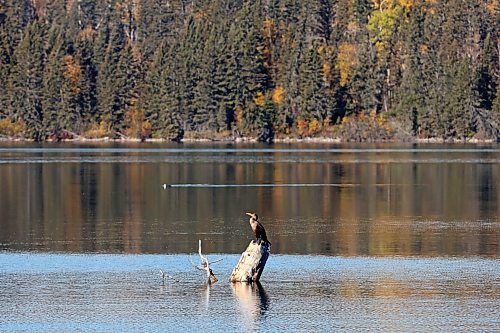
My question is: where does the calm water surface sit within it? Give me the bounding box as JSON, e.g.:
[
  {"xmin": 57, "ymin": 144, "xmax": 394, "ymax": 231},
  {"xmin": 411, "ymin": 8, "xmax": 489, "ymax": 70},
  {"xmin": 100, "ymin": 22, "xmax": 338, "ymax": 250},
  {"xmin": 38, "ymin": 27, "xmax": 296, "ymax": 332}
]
[{"xmin": 0, "ymin": 142, "xmax": 499, "ymax": 331}]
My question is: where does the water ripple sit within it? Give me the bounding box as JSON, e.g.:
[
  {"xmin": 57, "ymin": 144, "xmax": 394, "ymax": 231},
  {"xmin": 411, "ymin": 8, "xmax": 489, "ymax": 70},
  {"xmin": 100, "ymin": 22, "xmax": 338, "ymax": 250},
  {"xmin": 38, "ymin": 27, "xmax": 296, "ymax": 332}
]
[{"xmin": 0, "ymin": 253, "xmax": 497, "ymax": 332}]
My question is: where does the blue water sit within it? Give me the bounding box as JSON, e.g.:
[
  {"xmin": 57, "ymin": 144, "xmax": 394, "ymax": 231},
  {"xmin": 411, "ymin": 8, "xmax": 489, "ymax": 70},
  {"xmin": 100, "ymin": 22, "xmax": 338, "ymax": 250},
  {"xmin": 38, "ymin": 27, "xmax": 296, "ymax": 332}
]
[{"xmin": 1, "ymin": 252, "xmax": 498, "ymax": 332}]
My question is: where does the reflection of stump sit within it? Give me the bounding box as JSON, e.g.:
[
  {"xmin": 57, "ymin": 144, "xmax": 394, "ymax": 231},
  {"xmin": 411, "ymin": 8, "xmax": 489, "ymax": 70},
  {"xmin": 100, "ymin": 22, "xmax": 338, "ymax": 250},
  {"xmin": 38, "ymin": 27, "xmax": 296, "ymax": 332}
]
[{"xmin": 230, "ymin": 240, "xmax": 270, "ymax": 283}]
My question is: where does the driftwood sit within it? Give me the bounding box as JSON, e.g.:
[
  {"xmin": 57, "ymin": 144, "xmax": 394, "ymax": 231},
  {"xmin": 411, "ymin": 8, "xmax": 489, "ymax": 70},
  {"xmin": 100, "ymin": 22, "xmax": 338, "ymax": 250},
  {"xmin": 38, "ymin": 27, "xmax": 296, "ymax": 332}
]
[
  {"xmin": 191, "ymin": 240, "xmax": 218, "ymax": 284},
  {"xmin": 230, "ymin": 240, "xmax": 270, "ymax": 283}
]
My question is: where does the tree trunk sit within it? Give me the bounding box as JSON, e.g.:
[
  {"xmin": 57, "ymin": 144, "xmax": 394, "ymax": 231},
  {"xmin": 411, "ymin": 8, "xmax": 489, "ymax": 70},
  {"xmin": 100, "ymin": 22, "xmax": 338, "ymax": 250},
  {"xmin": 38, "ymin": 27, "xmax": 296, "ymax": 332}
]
[{"xmin": 230, "ymin": 240, "xmax": 270, "ymax": 283}]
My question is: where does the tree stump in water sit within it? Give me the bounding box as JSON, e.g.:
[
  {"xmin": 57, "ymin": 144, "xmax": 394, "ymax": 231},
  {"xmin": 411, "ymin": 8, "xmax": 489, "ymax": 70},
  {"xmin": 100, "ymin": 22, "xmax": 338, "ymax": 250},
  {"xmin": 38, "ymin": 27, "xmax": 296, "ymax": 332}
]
[{"xmin": 230, "ymin": 240, "xmax": 270, "ymax": 283}]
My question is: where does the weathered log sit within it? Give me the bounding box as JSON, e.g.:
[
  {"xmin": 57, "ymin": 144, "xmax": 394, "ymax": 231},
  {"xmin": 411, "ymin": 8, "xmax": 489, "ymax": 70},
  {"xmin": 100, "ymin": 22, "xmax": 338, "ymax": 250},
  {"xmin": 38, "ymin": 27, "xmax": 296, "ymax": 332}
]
[{"xmin": 230, "ymin": 240, "xmax": 270, "ymax": 283}]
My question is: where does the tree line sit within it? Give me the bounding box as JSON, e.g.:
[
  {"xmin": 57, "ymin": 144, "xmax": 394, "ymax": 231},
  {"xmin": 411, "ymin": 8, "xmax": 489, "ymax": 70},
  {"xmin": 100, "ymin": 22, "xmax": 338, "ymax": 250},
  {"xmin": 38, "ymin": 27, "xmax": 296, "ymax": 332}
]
[{"xmin": 0, "ymin": 0, "xmax": 498, "ymax": 142}]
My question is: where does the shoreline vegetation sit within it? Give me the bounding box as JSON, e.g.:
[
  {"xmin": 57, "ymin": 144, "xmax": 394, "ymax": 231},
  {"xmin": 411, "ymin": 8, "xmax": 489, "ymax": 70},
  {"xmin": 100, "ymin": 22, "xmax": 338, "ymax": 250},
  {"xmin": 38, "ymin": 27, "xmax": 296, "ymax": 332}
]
[
  {"xmin": 0, "ymin": 1, "xmax": 498, "ymax": 144},
  {"xmin": 0, "ymin": 130, "xmax": 497, "ymax": 144},
  {"xmin": 0, "ymin": 114, "xmax": 498, "ymax": 143}
]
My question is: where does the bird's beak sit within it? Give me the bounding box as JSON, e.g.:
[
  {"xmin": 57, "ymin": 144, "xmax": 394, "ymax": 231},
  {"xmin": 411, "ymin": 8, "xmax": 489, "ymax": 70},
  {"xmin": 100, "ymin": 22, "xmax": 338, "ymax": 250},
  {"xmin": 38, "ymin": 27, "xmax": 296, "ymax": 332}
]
[{"xmin": 245, "ymin": 212, "xmax": 254, "ymax": 218}]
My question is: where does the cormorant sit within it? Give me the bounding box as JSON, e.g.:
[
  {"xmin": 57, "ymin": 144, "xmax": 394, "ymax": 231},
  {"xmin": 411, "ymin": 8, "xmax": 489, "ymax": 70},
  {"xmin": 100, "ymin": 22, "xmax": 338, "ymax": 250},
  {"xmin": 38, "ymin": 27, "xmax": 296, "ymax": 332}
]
[{"xmin": 245, "ymin": 212, "xmax": 271, "ymax": 245}]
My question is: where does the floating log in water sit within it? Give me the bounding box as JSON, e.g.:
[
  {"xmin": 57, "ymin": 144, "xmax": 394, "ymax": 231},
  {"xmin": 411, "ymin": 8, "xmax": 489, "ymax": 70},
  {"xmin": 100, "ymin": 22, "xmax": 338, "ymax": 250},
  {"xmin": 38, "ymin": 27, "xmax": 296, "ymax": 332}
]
[{"xmin": 230, "ymin": 240, "xmax": 270, "ymax": 283}]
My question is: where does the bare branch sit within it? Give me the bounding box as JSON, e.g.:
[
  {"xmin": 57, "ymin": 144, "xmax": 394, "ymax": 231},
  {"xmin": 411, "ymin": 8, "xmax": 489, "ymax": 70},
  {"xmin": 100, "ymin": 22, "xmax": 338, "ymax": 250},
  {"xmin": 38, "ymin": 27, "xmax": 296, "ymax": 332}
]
[{"xmin": 195, "ymin": 239, "xmax": 218, "ymax": 284}]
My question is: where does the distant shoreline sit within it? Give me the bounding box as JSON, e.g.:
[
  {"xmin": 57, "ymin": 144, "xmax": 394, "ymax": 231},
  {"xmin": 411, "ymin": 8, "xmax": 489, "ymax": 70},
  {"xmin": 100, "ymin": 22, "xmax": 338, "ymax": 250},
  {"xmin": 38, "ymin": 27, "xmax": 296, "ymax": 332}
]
[{"xmin": 0, "ymin": 135, "xmax": 497, "ymax": 144}]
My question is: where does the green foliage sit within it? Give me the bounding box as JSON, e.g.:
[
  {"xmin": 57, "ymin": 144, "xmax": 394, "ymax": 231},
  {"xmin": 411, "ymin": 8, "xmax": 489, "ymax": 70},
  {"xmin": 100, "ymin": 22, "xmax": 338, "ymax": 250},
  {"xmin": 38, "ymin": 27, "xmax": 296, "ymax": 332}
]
[
  {"xmin": 11, "ymin": 20, "xmax": 46, "ymax": 140},
  {"xmin": 0, "ymin": 0, "xmax": 497, "ymax": 141},
  {"xmin": 367, "ymin": 3, "xmax": 402, "ymax": 55},
  {"xmin": 298, "ymin": 46, "xmax": 329, "ymax": 123},
  {"xmin": 41, "ymin": 28, "xmax": 65, "ymax": 135},
  {"xmin": 140, "ymin": 40, "xmax": 183, "ymax": 140}
]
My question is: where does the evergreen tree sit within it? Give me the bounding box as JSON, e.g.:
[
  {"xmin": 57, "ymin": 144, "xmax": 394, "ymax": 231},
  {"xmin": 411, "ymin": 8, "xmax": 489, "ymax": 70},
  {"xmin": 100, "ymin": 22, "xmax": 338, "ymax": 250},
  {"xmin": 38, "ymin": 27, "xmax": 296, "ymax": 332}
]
[
  {"xmin": 298, "ymin": 46, "xmax": 329, "ymax": 123},
  {"xmin": 348, "ymin": 34, "xmax": 383, "ymax": 114},
  {"xmin": 212, "ymin": 30, "xmax": 236, "ymax": 131},
  {"xmin": 0, "ymin": 10, "xmax": 13, "ymax": 118},
  {"xmin": 11, "ymin": 20, "xmax": 46, "ymax": 140},
  {"xmin": 176, "ymin": 16, "xmax": 208, "ymax": 131},
  {"xmin": 140, "ymin": 40, "xmax": 183, "ymax": 140},
  {"xmin": 0, "ymin": 0, "xmax": 497, "ymax": 141},
  {"xmin": 76, "ymin": 27, "xmax": 99, "ymax": 126},
  {"xmin": 191, "ymin": 25, "xmax": 219, "ymax": 132},
  {"xmin": 97, "ymin": 22, "xmax": 130, "ymax": 135},
  {"xmin": 442, "ymin": 59, "xmax": 475, "ymax": 139},
  {"xmin": 229, "ymin": 0, "xmax": 269, "ymax": 133},
  {"xmin": 308, "ymin": 0, "xmax": 334, "ymax": 44},
  {"xmin": 394, "ymin": 5, "xmax": 425, "ymax": 135},
  {"xmin": 0, "ymin": 0, "xmax": 36, "ymax": 119},
  {"xmin": 41, "ymin": 29, "xmax": 65, "ymax": 136},
  {"xmin": 138, "ymin": 0, "xmax": 179, "ymax": 58}
]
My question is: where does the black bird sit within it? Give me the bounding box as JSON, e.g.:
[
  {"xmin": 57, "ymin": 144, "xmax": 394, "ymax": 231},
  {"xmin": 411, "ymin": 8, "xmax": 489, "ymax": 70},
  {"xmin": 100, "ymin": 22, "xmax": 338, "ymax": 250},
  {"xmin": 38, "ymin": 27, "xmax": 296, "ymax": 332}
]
[{"xmin": 245, "ymin": 212, "xmax": 271, "ymax": 245}]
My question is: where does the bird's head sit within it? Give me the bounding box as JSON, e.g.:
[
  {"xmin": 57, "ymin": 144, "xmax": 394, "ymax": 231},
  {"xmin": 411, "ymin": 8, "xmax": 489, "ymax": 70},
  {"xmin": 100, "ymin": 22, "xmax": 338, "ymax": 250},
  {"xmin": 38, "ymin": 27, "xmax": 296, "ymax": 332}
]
[{"xmin": 245, "ymin": 212, "xmax": 258, "ymax": 220}]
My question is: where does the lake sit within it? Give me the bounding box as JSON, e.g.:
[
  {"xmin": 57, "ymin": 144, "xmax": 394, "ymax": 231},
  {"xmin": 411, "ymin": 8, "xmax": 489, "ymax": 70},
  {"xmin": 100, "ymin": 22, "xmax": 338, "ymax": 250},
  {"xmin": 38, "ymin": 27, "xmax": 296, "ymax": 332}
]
[{"xmin": 0, "ymin": 142, "xmax": 499, "ymax": 331}]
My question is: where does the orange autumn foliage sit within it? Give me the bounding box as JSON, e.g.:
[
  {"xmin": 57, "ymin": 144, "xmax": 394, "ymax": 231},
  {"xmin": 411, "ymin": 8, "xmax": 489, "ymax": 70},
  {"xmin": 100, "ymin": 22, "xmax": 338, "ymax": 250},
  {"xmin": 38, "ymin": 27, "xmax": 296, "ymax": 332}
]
[
  {"xmin": 254, "ymin": 91, "xmax": 265, "ymax": 107},
  {"xmin": 63, "ymin": 55, "xmax": 82, "ymax": 93},
  {"xmin": 271, "ymin": 86, "xmax": 284, "ymax": 105}
]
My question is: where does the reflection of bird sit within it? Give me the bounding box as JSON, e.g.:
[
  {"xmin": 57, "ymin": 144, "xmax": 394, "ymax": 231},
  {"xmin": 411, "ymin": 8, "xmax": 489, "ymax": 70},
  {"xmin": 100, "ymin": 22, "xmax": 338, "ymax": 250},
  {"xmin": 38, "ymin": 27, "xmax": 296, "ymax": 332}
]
[{"xmin": 245, "ymin": 212, "xmax": 271, "ymax": 245}]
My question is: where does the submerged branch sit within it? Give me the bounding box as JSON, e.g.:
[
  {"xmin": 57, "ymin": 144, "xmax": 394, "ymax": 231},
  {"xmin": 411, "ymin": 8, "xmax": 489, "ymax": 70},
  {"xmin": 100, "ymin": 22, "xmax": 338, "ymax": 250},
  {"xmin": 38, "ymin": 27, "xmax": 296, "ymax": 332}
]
[
  {"xmin": 193, "ymin": 239, "xmax": 218, "ymax": 284},
  {"xmin": 159, "ymin": 269, "xmax": 179, "ymax": 283}
]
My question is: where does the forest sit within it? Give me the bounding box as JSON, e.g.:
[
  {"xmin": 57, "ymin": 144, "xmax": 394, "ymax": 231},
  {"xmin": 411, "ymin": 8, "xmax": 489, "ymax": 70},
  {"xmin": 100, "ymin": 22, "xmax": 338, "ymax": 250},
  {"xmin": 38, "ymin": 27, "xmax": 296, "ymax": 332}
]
[{"xmin": 0, "ymin": 0, "xmax": 498, "ymax": 142}]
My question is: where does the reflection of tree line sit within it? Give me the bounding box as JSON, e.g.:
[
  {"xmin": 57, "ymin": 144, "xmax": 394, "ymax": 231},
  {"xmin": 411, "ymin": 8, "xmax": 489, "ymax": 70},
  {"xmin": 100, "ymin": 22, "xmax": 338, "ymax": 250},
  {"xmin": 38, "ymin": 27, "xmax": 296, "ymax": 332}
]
[{"xmin": 0, "ymin": 157, "xmax": 498, "ymax": 255}]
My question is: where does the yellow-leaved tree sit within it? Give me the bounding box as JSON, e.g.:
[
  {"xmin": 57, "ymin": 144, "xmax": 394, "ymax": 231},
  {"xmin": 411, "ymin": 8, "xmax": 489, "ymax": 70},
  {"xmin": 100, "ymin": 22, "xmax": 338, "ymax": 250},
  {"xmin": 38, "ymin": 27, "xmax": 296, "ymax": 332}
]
[
  {"xmin": 271, "ymin": 86, "xmax": 285, "ymax": 105},
  {"xmin": 336, "ymin": 43, "xmax": 358, "ymax": 87}
]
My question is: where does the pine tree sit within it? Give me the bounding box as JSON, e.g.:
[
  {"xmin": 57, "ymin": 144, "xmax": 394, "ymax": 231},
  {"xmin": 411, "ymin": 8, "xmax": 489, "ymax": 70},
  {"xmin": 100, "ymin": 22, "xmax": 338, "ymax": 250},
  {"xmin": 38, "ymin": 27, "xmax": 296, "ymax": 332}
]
[
  {"xmin": 11, "ymin": 20, "xmax": 47, "ymax": 140},
  {"xmin": 138, "ymin": 0, "xmax": 179, "ymax": 59},
  {"xmin": 177, "ymin": 16, "xmax": 210, "ymax": 131},
  {"xmin": 394, "ymin": 5, "xmax": 425, "ymax": 135},
  {"xmin": 157, "ymin": 45, "xmax": 184, "ymax": 141},
  {"xmin": 298, "ymin": 46, "xmax": 329, "ymax": 123},
  {"xmin": 140, "ymin": 40, "xmax": 183, "ymax": 141},
  {"xmin": 347, "ymin": 34, "xmax": 383, "ymax": 115},
  {"xmin": 76, "ymin": 26, "xmax": 99, "ymax": 126},
  {"xmin": 41, "ymin": 29, "xmax": 65, "ymax": 136},
  {"xmin": 0, "ymin": 0, "xmax": 36, "ymax": 120},
  {"xmin": 228, "ymin": 0, "xmax": 270, "ymax": 133},
  {"xmin": 3, "ymin": 0, "xmax": 35, "ymax": 42},
  {"xmin": 60, "ymin": 51, "xmax": 85, "ymax": 134},
  {"xmin": 307, "ymin": 0, "xmax": 334, "ymax": 44},
  {"xmin": 490, "ymin": 84, "xmax": 500, "ymax": 140},
  {"xmin": 97, "ymin": 22, "xmax": 130, "ymax": 135},
  {"xmin": 212, "ymin": 30, "xmax": 236, "ymax": 132},
  {"xmin": 140, "ymin": 40, "xmax": 165, "ymax": 135},
  {"xmin": 191, "ymin": 25, "xmax": 219, "ymax": 132},
  {"xmin": 442, "ymin": 59, "xmax": 475, "ymax": 139},
  {"xmin": 0, "ymin": 13, "xmax": 13, "ymax": 118}
]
